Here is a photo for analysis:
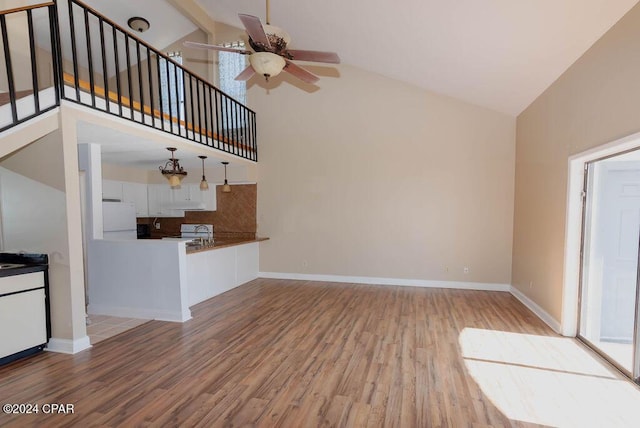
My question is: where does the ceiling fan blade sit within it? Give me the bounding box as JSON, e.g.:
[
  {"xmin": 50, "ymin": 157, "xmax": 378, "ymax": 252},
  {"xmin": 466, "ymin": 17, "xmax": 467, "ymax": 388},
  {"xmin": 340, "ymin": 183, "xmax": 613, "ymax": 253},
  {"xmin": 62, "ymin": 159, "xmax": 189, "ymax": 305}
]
[
  {"xmin": 238, "ymin": 14, "xmax": 271, "ymax": 49},
  {"xmin": 286, "ymin": 49, "xmax": 340, "ymax": 64},
  {"xmin": 235, "ymin": 65, "xmax": 256, "ymax": 81},
  {"xmin": 284, "ymin": 59, "xmax": 319, "ymax": 84},
  {"xmin": 183, "ymin": 41, "xmax": 251, "ymax": 55}
]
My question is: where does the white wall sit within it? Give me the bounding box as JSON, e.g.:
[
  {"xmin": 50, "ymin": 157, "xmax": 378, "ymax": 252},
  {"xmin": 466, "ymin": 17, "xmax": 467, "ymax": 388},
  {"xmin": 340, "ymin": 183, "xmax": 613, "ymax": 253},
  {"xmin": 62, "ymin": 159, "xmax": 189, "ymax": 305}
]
[{"xmin": 251, "ymin": 64, "xmax": 516, "ymax": 285}]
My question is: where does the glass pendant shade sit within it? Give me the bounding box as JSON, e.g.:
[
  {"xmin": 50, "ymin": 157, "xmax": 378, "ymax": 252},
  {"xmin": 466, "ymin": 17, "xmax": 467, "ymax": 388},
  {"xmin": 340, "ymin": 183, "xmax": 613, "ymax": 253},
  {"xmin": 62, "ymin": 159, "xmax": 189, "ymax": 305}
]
[
  {"xmin": 168, "ymin": 174, "xmax": 182, "ymax": 189},
  {"xmin": 199, "ymin": 155, "xmax": 209, "ymax": 191},
  {"xmin": 222, "ymin": 161, "xmax": 231, "ymax": 193},
  {"xmin": 249, "ymin": 52, "xmax": 286, "ymax": 79}
]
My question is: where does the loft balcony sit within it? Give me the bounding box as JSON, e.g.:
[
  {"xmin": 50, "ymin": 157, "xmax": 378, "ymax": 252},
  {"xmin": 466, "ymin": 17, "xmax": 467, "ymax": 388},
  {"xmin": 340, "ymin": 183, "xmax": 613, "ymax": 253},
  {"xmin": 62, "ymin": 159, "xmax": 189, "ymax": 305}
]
[{"xmin": 0, "ymin": 0, "xmax": 257, "ymax": 161}]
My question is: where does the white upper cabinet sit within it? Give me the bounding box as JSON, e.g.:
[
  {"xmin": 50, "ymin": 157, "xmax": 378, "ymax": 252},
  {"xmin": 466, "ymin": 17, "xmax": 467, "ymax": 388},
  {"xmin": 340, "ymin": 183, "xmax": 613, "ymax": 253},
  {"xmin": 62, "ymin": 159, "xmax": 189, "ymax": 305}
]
[
  {"xmin": 102, "ymin": 180, "xmax": 123, "ymax": 201},
  {"xmin": 122, "ymin": 182, "xmax": 149, "ymax": 217},
  {"xmin": 104, "ymin": 181, "xmax": 217, "ymax": 218}
]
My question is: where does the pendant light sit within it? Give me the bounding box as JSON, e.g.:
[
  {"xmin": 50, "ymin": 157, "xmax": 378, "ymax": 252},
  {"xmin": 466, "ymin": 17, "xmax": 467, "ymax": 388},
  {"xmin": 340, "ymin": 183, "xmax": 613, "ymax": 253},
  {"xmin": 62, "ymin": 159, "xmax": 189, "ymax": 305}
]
[
  {"xmin": 199, "ymin": 155, "xmax": 209, "ymax": 191},
  {"xmin": 159, "ymin": 147, "xmax": 187, "ymax": 189},
  {"xmin": 222, "ymin": 161, "xmax": 231, "ymax": 193}
]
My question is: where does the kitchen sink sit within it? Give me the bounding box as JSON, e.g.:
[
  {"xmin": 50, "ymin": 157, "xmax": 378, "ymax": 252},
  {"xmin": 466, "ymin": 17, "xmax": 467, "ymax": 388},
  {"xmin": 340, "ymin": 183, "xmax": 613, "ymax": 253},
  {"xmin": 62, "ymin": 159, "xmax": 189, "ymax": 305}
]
[{"xmin": 0, "ymin": 263, "xmax": 26, "ymax": 269}]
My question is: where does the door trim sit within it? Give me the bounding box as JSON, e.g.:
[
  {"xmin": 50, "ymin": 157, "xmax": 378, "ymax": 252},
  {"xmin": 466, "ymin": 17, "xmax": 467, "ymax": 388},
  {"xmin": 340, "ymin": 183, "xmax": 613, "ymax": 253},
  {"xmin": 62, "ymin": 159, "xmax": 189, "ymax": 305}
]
[{"xmin": 563, "ymin": 131, "xmax": 640, "ymax": 337}]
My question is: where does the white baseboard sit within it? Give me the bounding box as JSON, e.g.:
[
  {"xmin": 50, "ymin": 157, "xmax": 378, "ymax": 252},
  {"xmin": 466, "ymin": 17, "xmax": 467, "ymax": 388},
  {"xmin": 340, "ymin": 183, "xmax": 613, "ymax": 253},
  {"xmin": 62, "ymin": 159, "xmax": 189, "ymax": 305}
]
[
  {"xmin": 87, "ymin": 304, "xmax": 191, "ymax": 323},
  {"xmin": 46, "ymin": 336, "xmax": 91, "ymax": 354},
  {"xmin": 258, "ymin": 272, "xmax": 511, "ymax": 292},
  {"xmin": 509, "ymin": 286, "xmax": 561, "ymax": 333}
]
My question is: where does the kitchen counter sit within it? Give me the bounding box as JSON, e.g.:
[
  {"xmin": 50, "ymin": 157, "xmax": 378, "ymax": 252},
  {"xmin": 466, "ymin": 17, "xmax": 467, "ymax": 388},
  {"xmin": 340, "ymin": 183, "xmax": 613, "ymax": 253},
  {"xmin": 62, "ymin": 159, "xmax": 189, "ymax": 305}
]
[
  {"xmin": 185, "ymin": 237, "xmax": 269, "ymax": 254},
  {"xmin": 0, "ymin": 253, "xmax": 48, "ymax": 278}
]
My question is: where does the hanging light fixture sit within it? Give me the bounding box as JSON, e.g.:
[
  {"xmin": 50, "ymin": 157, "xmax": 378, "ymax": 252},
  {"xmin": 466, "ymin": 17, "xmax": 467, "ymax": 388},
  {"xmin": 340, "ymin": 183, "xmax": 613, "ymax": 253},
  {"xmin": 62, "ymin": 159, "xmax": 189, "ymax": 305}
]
[
  {"xmin": 159, "ymin": 147, "xmax": 187, "ymax": 189},
  {"xmin": 199, "ymin": 155, "xmax": 209, "ymax": 191},
  {"xmin": 222, "ymin": 161, "xmax": 231, "ymax": 193}
]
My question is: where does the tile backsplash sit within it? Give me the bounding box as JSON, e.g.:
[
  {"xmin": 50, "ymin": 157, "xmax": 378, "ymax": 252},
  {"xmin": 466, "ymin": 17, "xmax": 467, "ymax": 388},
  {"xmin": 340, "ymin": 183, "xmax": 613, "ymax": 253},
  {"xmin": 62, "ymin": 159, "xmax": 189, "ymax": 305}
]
[{"xmin": 138, "ymin": 184, "xmax": 257, "ymax": 240}]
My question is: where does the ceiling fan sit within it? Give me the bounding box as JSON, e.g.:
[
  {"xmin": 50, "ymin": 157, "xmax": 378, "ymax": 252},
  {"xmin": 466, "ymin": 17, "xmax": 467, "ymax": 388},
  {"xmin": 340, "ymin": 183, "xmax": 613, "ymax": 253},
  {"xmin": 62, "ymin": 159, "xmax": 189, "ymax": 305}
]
[{"xmin": 183, "ymin": 0, "xmax": 340, "ymax": 85}]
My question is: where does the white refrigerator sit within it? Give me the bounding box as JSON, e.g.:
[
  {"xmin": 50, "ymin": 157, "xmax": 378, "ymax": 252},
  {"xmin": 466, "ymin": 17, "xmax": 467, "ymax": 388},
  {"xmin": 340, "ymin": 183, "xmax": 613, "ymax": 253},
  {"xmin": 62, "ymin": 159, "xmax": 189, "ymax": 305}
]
[{"xmin": 102, "ymin": 201, "xmax": 137, "ymax": 240}]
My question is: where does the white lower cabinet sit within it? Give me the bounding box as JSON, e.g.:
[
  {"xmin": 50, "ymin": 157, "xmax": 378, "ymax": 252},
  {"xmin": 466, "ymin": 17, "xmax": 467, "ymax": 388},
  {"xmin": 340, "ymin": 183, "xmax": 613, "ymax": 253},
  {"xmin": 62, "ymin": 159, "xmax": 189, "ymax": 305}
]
[
  {"xmin": 0, "ymin": 272, "xmax": 47, "ymax": 360},
  {"xmin": 185, "ymin": 242, "xmax": 258, "ymax": 306}
]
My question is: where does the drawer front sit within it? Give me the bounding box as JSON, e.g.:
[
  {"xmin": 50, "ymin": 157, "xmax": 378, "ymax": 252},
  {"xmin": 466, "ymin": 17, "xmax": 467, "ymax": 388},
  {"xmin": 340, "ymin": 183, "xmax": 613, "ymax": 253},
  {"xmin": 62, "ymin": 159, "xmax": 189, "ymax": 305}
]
[
  {"xmin": 0, "ymin": 272, "xmax": 45, "ymax": 296},
  {"xmin": 0, "ymin": 288, "xmax": 47, "ymax": 358}
]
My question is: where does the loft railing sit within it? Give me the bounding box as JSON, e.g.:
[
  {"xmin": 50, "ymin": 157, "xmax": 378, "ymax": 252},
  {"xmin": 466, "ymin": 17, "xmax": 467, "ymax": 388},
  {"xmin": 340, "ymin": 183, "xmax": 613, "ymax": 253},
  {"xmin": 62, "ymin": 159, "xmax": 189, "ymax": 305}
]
[
  {"xmin": 0, "ymin": 0, "xmax": 257, "ymax": 161},
  {"xmin": 0, "ymin": 2, "xmax": 61, "ymax": 132}
]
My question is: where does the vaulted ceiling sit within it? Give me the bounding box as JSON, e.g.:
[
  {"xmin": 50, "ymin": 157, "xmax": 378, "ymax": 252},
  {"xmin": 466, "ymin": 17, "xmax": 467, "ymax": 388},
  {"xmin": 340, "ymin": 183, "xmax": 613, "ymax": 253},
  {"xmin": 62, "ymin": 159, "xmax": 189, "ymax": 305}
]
[
  {"xmin": 193, "ymin": 0, "xmax": 638, "ymax": 116},
  {"xmin": 75, "ymin": 0, "xmax": 639, "ymax": 117}
]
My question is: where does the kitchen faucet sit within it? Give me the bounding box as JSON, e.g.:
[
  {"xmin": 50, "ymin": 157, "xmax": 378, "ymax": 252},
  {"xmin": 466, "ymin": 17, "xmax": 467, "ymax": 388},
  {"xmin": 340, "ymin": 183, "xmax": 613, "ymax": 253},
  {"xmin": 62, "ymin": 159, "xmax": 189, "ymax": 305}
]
[{"xmin": 194, "ymin": 224, "xmax": 213, "ymax": 244}]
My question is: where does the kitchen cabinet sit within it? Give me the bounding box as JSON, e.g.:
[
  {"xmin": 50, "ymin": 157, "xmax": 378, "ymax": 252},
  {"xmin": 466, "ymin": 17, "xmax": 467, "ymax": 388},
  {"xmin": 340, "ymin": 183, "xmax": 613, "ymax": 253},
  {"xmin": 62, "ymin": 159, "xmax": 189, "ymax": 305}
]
[
  {"xmin": 122, "ymin": 182, "xmax": 149, "ymax": 217},
  {"xmin": 147, "ymin": 184, "xmax": 182, "ymax": 217},
  {"xmin": 102, "ymin": 179, "xmax": 123, "ymax": 201},
  {"xmin": 0, "ymin": 270, "xmax": 49, "ymax": 364},
  {"xmin": 171, "ymin": 184, "xmax": 216, "ymax": 211}
]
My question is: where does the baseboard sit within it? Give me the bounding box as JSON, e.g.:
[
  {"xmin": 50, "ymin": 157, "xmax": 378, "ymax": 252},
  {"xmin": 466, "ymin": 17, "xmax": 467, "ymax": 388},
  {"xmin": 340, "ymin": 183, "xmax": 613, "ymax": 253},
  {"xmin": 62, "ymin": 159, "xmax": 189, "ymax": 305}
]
[
  {"xmin": 509, "ymin": 286, "xmax": 561, "ymax": 333},
  {"xmin": 258, "ymin": 272, "xmax": 511, "ymax": 292},
  {"xmin": 46, "ymin": 336, "xmax": 91, "ymax": 354},
  {"xmin": 87, "ymin": 304, "xmax": 191, "ymax": 323}
]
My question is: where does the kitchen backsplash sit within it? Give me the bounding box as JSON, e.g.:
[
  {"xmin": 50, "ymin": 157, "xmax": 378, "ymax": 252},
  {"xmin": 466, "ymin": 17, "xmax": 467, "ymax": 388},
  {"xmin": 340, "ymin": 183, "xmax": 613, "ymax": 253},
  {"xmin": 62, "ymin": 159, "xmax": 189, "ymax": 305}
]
[{"xmin": 138, "ymin": 184, "xmax": 257, "ymax": 240}]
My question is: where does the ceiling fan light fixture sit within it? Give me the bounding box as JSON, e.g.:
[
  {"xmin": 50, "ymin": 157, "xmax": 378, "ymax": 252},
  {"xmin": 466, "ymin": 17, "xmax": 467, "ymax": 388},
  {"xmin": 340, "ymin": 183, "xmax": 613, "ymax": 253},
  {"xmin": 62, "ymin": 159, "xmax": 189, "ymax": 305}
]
[
  {"xmin": 160, "ymin": 147, "xmax": 187, "ymax": 189},
  {"xmin": 249, "ymin": 52, "xmax": 286, "ymax": 80}
]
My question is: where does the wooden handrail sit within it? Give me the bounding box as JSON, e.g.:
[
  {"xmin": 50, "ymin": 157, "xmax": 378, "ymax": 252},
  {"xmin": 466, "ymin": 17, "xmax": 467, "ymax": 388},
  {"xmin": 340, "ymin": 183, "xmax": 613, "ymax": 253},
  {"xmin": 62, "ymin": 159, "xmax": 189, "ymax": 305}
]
[
  {"xmin": 62, "ymin": 72, "xmax": 254, "ymax": 153},
  {"xmin": 0, "ymin": 1, "xmax": 53, "ymax": 15}
]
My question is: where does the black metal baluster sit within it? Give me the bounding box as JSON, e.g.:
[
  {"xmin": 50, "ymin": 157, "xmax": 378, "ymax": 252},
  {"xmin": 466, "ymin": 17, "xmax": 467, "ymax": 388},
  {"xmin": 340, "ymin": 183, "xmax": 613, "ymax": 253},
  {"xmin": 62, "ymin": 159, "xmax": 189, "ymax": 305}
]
[
  {"xmin": 0, "ymin": 15, "xmax": 17, "ymax": 123},
  {"xmin": 98, "ymin": 17, "xmax": 109, "ymax": 112},
  {"xmin": 180, "ymin": 71, "xmax": 193, "ymax": 138},
  {"xmin": 187, "ymin": 73, "xmax": 195, "ymax": 141},
  {"xmin": 146, "ymin": 47, "xmax": 155, "ymax": 128},
  {"xmin": 48, "ymin": 4, "xmax": 62, "ymax": 104},
  {"xmin": 67, "ymin": 1, "xmax": 80, "ymax": 100},
  {"xmin": 213, "ymin": 89, "xmax": 220, "ymax": 150},
  {"xmin": 202, "ymin": 82, "xmax": 211, "ymax": 146},
  {"xmin": 155, "ymin": 54, "xmax": 164, "ymax": 131},
  {"xmin": 112, "ymin": 26, "xmax": 122, "ymax": 116},
  {"xmin": 169, "ymin": 59, "xmax": 179, "ymax": 135},
  {"xmin": 165, "ymin": 58, "xmax": 174, "ymax": 134},
  {"xmin": 83, "ymin": 8, "xmax": 95, "ymax": 107},
  {"xmin": 252, "ymin": 112, "xmax": 258, "ymax": 161},
  {"xmin": 196, "ymin": 80, "xmax": 203, "ymax": 144},
  {"xmin": 124, "ymin": 34, "xmax": 133, "ymax": 119},
  {"xmin": 136, "ymin": 41, "xmax": 144, "ymax": 123},
  {"xmin": 26, "ymin": 10, "xmax": 40, "ymax": 113}
]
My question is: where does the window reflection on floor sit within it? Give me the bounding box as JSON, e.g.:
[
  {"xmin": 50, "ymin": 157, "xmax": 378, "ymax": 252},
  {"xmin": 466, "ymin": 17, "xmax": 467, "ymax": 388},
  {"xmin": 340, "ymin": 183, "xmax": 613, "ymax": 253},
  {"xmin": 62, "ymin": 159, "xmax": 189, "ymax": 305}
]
[{"xmin": 459, "ymin": 328, "xmax": 640, "ymax": 427}]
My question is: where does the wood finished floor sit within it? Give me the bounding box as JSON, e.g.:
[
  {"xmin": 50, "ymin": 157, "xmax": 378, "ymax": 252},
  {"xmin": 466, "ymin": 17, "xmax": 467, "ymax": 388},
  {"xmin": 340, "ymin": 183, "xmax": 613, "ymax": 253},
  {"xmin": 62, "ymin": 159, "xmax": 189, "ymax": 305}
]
[{"xmin": 0, "ymin": 278, "xmax": 638, "ymax": 427}]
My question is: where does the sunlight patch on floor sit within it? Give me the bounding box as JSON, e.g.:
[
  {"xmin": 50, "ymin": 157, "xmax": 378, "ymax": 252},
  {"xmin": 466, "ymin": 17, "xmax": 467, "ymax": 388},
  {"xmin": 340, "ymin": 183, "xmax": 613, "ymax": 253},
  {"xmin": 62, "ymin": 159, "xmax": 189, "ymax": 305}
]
[{"xmin": 459, "ymin": 328, "xmax": 640, "ymax": 427}]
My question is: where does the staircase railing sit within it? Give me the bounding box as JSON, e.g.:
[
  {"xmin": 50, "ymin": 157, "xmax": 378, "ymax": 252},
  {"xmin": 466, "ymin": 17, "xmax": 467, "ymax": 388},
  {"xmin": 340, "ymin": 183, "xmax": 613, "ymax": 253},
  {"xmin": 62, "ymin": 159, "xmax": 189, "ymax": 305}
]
[
  {"xmin": 0, "ymin": 2, "xmax": 61, "ymax": 133},
  {"xmin": 1, "ymin": 0, "xmax": 257, "ymax": 161}
]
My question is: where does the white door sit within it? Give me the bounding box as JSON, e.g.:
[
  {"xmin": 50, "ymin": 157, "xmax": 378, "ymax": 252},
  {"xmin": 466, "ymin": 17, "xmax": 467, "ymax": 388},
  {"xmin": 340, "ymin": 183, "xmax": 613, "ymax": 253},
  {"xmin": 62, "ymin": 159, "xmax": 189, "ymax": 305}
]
[
  {"xmin": 580, "ymin": 155, "xmax": 640, "ymax": 376},
  {"xmin": 598, "ymin": 164, "xmax": 640, "ymax": 341}
]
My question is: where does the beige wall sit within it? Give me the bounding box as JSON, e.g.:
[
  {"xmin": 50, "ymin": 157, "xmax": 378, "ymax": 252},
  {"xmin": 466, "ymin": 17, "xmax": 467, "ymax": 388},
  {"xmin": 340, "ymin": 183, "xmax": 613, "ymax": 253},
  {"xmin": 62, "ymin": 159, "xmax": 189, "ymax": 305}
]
[
  {"xmin": 251, "ymin": 65, "xmax": 515, "ymax": 283},
  {"xmin": 513, "ymin": 3, "xmax": 640, "ymax": 322},
  {"xmin": 0, "ymin": 128, "xmax": 86, "ymax": 342}
]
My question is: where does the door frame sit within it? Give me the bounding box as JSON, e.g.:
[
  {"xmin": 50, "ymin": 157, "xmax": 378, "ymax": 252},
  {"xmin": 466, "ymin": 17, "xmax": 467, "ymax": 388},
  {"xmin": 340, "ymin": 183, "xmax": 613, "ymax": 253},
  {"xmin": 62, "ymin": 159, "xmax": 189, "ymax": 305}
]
[{"xmin": 563, "ymin": 131, "xmax": 640, "ymax": 337}]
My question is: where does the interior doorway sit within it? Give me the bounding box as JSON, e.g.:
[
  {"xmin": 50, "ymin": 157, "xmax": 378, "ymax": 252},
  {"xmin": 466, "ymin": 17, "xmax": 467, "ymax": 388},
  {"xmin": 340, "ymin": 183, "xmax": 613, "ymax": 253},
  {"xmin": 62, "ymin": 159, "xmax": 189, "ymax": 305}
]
[{"xmin": 579, "ymin": 148, "xmax": 640, "ymax": 378}]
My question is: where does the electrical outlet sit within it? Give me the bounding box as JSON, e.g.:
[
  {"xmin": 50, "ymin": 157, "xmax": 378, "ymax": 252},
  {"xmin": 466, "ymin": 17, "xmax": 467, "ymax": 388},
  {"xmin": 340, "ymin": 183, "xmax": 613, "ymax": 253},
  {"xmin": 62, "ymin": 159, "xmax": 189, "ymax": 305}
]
[
  {"xmin": 463, "ymin": 267, "xmax": 469, "ymax": 274},
  {"xmin": 529, "ymin": 281, "xmax": 533, "ymax": 289},
  {"xmin": 155, "ymin": 222, "xmax": 161, "ymax": 229},
  {"xmin": 444, "ymin": 266, "xmax": 449, "ymax": 273}
]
